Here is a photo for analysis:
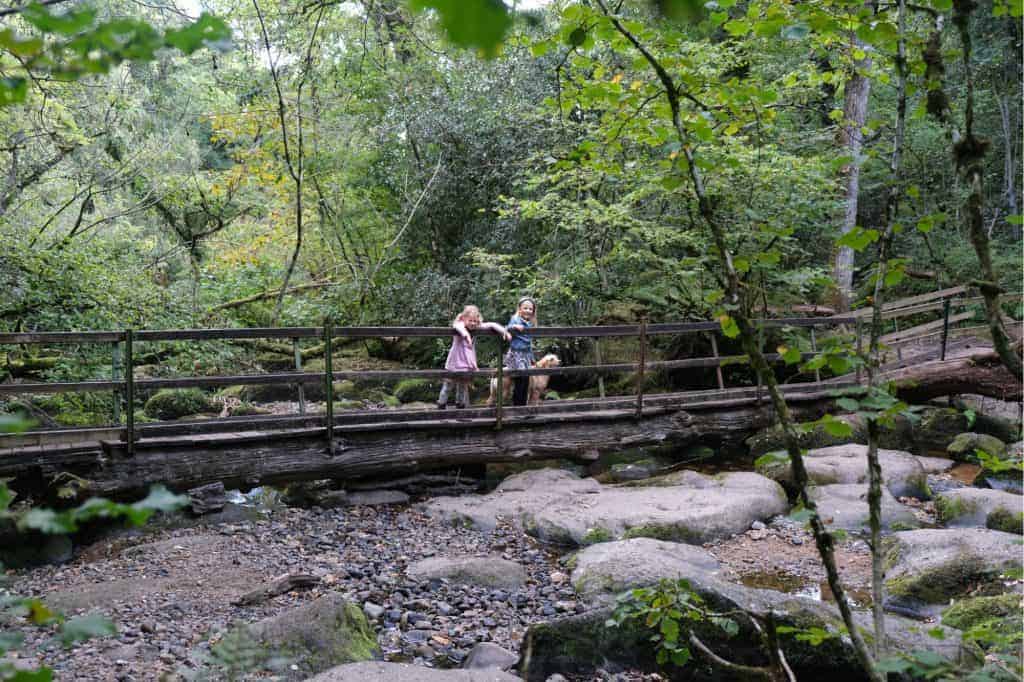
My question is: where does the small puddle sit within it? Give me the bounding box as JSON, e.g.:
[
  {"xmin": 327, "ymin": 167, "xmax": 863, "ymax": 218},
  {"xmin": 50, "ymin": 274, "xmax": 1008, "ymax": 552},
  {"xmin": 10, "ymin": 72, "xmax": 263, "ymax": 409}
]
[
  {"xmin": 948, "ymin": 463, "xmax": 982, "ymax": 486},
  {"xmin": 740, "ymin": 571, "xmax": 872, "ymax": 609}
]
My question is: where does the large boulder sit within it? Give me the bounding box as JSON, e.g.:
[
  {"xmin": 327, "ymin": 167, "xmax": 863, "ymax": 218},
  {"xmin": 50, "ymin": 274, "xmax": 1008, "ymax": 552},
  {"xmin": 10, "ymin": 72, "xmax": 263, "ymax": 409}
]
[
  {"xmin": 935, "ymin": 488, "xmax": 1023, "ymax": 534},
  {"xmin": 570, "ymin": 538, "xmax": 721, "ymax": 606},
  {"xmin": 757, "ymin": 444, "xmax": 929, "ymax": 499},
  {"xmin": 247, "ymin": 593, "xmax": 377, "ymax": 679},
  {"xmin": 947, "ymin": 432, "xmax": 1008, "ymax": 461},
  {"xmin": 808, "ymin": 484, "xmax": 920, "ymax": 532},
  {"xmin": 422, "ymin": 469, "xmax": 787, "ymax": 547},
  {"xmin": 520, "ymin": 566, "xmax": 964, "ymax": 681},
  {"xmin": 306, "ymin": 661, "xmax": 520, "ymax": 681},
  {"xmin": 883, "ymin": 529, "xmax": 1022, "ymax": 616},
  {"xmin": 143, "ymin": 388, "xmax": 214, "ymax": 420},
  {"xmin": 405, "ymin": 556, "xmax": 527, "ymax": 589}
]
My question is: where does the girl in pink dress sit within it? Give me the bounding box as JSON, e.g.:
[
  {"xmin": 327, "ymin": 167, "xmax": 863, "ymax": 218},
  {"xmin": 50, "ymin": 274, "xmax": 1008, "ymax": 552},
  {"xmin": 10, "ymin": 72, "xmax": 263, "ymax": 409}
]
[{"xmin": 437, "ymin": 305, "xmax": 510, "ymax": 409}]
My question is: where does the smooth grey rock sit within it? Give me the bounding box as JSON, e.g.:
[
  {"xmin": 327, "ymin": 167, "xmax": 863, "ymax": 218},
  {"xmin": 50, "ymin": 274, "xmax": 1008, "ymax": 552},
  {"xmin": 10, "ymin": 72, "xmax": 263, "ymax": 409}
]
[
  {"xmin": 758, "ymin": 444, "xmax": 928, "ymax": 499},
  {"xmin": 362, "ymin": 601, "xmax": 385, "ymax": 621},
  {"xmin": 406, "ymin": 556, "xmax": 527, "ymax": 589},
  {"xmin": 883, "ymin": 529, "xmax": 1022, "ymax": 611},
  {"xmin": 948, "ymin": 433, "xmax": 1007, "ymax": 461},
  {"xmin": 188, "ymin": 482, "xmax": 226, "ymax": 515},
  {"xmin": 915, "ymin": 455, "xmax": 954, "ymax": 474},
  {"xmin": 463, "ymin": 642, "xmax": 518, "ymax": 670},
  {"xmin": 808, "ymin": 484, "xmax": 920, "ymax": 532},
  {"xmin": 306, "ymin": 661, "xmax": 521, "ymax": 681},
  {"xmin": 248, "ymin": 593, "xmax": 377, "ymax": 680},
  {"xmin": 422, "ymin": 469, "xmax": 787, "ymax": 546},
  {"xmin": 936, "ymin": 488, "xmax": 1023, "ymax": 534},
  {"xmin": 570, "ymin": 538, "xmax": 720, "ymax": 606}
]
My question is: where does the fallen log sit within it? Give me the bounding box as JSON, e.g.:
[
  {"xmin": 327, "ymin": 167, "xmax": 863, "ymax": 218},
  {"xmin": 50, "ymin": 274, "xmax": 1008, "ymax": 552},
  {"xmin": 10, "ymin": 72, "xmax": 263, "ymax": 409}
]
[
  {"xmin": 0, "ymin": 398, "xmax": 834, "ymax": 501},
  {"xmin": 232, "ymin": 572, "xmax": 320, "ymax": 606},
  {"xmin": 887, "ymin": 349, "xmax": 1022, "ymax": 403}
]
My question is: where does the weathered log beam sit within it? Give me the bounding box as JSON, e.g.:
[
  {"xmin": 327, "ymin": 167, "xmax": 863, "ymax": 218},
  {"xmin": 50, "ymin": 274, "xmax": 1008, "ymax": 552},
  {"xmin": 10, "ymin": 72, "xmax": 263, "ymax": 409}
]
[
  {"xmin": 887, "ymin": 349, "xmax": 1022, "ymax": 402},
  {"xmin": 1, "ymin": 402, "xmax": 833, "ymax": 502}
]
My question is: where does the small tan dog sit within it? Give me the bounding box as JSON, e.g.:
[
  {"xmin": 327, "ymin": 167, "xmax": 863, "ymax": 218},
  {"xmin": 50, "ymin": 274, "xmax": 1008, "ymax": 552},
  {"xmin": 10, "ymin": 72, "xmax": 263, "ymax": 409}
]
[{"xmin": 488, "ymin": 354, "xmax": 561, "ymax": 406}]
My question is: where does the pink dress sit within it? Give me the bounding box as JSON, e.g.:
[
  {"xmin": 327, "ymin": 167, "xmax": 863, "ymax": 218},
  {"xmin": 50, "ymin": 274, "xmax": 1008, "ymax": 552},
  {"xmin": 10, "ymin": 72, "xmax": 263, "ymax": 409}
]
[{"xmin": 445, "ymin": 321, "xmax": 504, "ymax": 373}]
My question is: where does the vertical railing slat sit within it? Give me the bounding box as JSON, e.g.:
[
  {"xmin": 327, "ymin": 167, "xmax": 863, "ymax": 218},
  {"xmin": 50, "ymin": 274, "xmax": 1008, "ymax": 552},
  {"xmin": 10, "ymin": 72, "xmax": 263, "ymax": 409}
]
[
  {"xmin": 709, "ymin": 333, "xmax": 725, "ymax": 390},
  {"xmin": 809, "ymin": 327, "xmax": 821, "ymax": 385},
  {"xmin": 495, "ymin": 337, "xmax": 504, "ymax": 430},
  {"xmin": 940, "ymin": 298, "xmax": 951, "ymax": 361},
  {"xmin": 636, "ymin": 317, "xmax": 647, "ymax": 419},
  {"xmin": 323, "ymin": 321, "xmax": 334, "ymax": 454},
  {"xmin": 124, "ymin": 329, "xmax": 134, "ymax": 456},
  {"xmin": 293, "ymin": 337, "xmax": 306, "ymax": 415},
  {"xmin": 112, "ymin": 340, "xmax": 121, "ymax": 425}
]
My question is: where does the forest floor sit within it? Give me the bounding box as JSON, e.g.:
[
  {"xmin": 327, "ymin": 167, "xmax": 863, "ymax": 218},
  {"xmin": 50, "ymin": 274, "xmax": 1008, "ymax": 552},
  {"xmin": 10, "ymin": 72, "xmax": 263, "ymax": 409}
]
[{"xmin": 3, "ymin": 484, "xmax": 929, "ymax": 682}]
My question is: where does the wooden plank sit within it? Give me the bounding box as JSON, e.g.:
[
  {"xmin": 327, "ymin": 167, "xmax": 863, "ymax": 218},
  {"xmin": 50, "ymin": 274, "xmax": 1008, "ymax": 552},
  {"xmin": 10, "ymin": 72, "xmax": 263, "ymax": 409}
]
[
  {"xmin": 851, "ymin": 285, "xmax": 968, "ymax": 318},
  {"xmin": 0, "ymin": 380, "xmax": 122, "ymax": 395},
  {"xmin": 879, "ymin": 312, "xmax": 974, "ymax": 345},
  {"xmin": 0, "ymin": 331, "xmax": 124, "ymax": 344},
  {"xmin": 135, "ymin": 327, "xmax": 322, "ymax": 341}
]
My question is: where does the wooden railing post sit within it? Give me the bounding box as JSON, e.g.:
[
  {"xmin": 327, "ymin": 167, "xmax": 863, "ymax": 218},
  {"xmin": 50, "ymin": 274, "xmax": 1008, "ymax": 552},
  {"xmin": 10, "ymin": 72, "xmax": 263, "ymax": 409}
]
[
  {"xmin": 495, "ymin": 337, "xmax": 504, "ymax": 430},
  {"xmin": 940, "ymin": 298, "xmax": 951, "ymax": 361},
  {"xmin": 593, "ymin": 338, "xmax": 606, "ymax": 398},
  {"xmin": 809, "ymin": 327, "xmax": 821, "ymax": 384},
  {"xmin": 636, "ymin": 317, "xmax": 647, "ymax": 418},
  {"xmin": 293, "ymin": 337, "xmax": 306, "ymax": 415},
  {"xmin": 709, "ymin": 333, "xmax": 725, "ymax": 390},
  {"xmin": 323, "ymin": 321, "xmax": 334, "ymax": 454},
  {"xmin": 124, "ymin": 329, "xmax": 134, "ymax": 456},
  {"xmin": 112, "ymin": 340, "xmax": 122, "ymax": 424},
  {"xmin": 855, "ymin": 318, "xmax": 864, "ymax": 384},
  {"xmin": 755, "ymin": 324, "xmax": 764, "ymax": 405}
]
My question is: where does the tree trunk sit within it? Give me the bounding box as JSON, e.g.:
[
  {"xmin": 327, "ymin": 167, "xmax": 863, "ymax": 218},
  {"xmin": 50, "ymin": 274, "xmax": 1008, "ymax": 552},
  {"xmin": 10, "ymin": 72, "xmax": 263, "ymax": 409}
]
[{"xmin": 833, "ymin": 48, "xmax": 872, "ymax": 312}]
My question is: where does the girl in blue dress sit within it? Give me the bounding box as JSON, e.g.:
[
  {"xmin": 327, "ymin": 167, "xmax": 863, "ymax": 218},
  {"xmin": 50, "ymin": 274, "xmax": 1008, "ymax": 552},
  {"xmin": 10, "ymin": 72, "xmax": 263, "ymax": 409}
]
[{"xmin": 505, "ymin": 297, "xmax": 537, "ymax": 406}]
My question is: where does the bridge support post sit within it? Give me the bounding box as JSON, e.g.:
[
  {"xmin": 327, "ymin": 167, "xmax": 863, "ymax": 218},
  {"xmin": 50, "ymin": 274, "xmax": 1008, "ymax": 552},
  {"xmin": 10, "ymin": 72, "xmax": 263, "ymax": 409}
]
[
  {"xmin": 636, "ymin": 317, "xmax": 647, "ymax": 419},
  {"xmin": 855, "ymin": 318, "xmax": 864, "ymax": 384},
  {"xmin": 593, "ymin": 338, "xmax": 606, "ymax": 399},
  {"xmin": 809, "ymin": 328, "xmax": 821, "ymax": 384},
  {"xmin": 709, "ymin": 333, "xmax": 725, "ymax": 390},
  {"xmin": 124, "ymin": 329, "xmax": 134, "ymax": 456},
  {"xmin": 324, "ymin": 321, "xmax": 334, "ymax": 455},
  {"xmin": 755, "ymin": 325, "xmax": 764, "ymax": 405},
  {"xmin": 112, "ymin": 340, "xmax": 122, "ymax": 425},
  {"xmin": 495, "ymin": 338, "xmax": 504, "ymax": 431},
  {"xmin": 293, "ymin": 337, "xmax": 306, "ymax": 415},
  {"xmin": 940, "ymin": 298, "xmax": 951, "ymax": 361}
]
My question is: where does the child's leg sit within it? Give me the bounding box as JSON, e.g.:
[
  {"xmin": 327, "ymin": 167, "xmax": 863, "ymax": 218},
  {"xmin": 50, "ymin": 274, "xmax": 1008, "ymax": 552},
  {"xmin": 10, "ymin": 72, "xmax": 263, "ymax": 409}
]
[
  {"xmin": 455, "ymin": 380, "xmax": 470, "ymax": 408},
  {"xmin": 437, "ymin": 380, "xmax": 451, "ymax": 407},
  {"xmin": 512, "ymin": 377, "xmax": 529, "ymax": 406}
]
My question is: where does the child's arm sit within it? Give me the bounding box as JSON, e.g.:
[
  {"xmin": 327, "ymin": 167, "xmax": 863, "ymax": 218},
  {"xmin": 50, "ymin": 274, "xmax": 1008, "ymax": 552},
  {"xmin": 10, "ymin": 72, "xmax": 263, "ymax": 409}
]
[
  {"xmin": 481, "ymin": 321, "xmax": 511, "ymax": 341},
  {"xmin": 452, "ymin": 320, "xmax": 472, "ymax": 341},
  {"xmin": 508, "ymin": 315, "xmax": 524, "ymax": 332}
]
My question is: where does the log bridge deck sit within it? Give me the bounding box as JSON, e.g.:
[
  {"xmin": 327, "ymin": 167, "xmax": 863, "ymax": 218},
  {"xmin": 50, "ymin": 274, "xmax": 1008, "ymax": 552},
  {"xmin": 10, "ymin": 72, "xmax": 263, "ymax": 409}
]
[{"xmin": 0, "ymin": 288, "xmax": 1009, "ymax": 499}]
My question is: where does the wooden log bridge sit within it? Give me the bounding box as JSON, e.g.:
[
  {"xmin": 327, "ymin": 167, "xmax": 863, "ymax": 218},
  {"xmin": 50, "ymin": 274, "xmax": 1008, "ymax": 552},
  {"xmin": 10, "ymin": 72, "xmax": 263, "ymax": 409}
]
[{"xmin": 0, "ymin": 293, "xmax": 1018, "ymax": 501}]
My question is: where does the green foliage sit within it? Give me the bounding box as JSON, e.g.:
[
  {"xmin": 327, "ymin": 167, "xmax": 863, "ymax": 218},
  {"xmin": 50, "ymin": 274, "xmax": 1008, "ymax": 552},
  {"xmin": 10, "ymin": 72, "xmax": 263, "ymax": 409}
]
[
  {"xmin": 606, "ymin": 578, "xmax": 738, "ymax": 668},
  {"xmin": 0, "ymin": 482, "xmax": 187, "ymax": 681},
  {"xmin": 407, "ymin": 0, "xmax": 512, "ymax": 57}
]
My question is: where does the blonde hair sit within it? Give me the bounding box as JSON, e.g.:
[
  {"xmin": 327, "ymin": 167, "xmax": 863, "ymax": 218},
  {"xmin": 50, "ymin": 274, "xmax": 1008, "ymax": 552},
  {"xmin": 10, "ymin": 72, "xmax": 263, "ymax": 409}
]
[{"xmin": 455, "ymin": 305, "xmax": 482, "ymax": 325}]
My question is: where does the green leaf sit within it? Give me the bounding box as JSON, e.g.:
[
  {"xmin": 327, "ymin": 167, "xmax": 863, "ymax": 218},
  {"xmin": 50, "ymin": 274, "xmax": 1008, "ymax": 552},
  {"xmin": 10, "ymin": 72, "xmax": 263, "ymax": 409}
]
[
  {"xmin": 821, "ymin": 415, "xmax": 853, "ymax": 437},
  {"xmin": 530, "ymin": 41, "xmax": 549, "ymax": 57},
  {"xmin": 19, "ymin": 508, "xmax": 75, "ymax": 534},
  {"xmin": 836, "ymin": 226, "xmax": 879, "ymax": 252},
  {"xmin": 567, "ymin": 26, "xmax": 587, "ymax": 47},
  {"xmin": 22, "ymin": 3, "xmax": 96, "ymax": 35},
  {"xmin": 0, "ymin": 78, "xmax": 27, "ymax": 106},
  {"xmin": 875, "ymin": 656, "xmax": 914, "ymax": 674},
  {"xmin": 0, "ymin": 29, "xmax": 44, "ymax": 58},
  {"xmin": 711, "ymin": 616, "xmax": 739, "ymax": 636},
  {"xmin": 408, "ymin": 0, "xmax": 513, "ymax": 57},
  {"xmin": 718, "ymin": 314, "xmax": 740, "ymax": 339},
  {"xmin": 781, "ymin": 23, "xmax": 809, "ymax": 40},
  {"xmin": 59, "ymin": 613, "xmax": 116, "ymax": 646},
  {"xmin": 789, "ymin": 506, "xmax": 814, "ymax": 523},
  {"xmin": 670, "ymin": 647, "xmax": 691, "ymax": 666},
  {"xmin": 836, "ymin": 397, "xmax": 860, "ymax": 411},
  {"xmin": 660, "ymin": 617, "xmax": 680, "ymax": 643},
  {"xmin": 927, "ymin": 626, "xmax": 946, "ymax": 640},
  {"xmin": 163, "ymin": 14, "xmax": 231, "ymax": 54},
  {"xmin": 1006, "ymin": 214, "xmax": 1024, "ymax": 225},
  {"xmin": 652, "ymin": 0, "xmax": 705, "ymax": 22},
  {"xmin": 131, "ymin": 485, "xmax": 188, "ymax": 515},
  {"xmin": 778, "ymin": 345, "xmax": 802, "ymax": 365},
  {"xmin": 754, "ymin": 450, "xmax": 790, "ymax": 468},
  {"xmin": 723, "ymin": 18, "xmax": 750, "ymax": 35}
]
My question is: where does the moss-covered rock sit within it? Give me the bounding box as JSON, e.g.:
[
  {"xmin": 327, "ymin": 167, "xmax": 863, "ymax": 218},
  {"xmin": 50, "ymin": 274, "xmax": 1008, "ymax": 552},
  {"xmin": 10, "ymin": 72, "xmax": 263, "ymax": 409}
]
[
  {"xmin": 935, "ymin": 488, "xmax": 1022, "ymax": 534},
  {"xmin": 948, "ymin": 432, "xmax": 1008, "ymax": 462},
  {"xmin": 248, "ymin": 593, "xmax": 377, "ymax": 680},
  {"xmin": 143, "ymin": 389, "xmax": 214, "ymax": 420},
  {"xmin": 746, "ymin": 416, "xmax": 865, "ymax": 457},
  {"xmin": 942, "ymin": 594, "xmax": 1022, "ymax": 631},
  {"xmin": 393, "ymin": 378, "xmax": 439, "ymax": 404}
]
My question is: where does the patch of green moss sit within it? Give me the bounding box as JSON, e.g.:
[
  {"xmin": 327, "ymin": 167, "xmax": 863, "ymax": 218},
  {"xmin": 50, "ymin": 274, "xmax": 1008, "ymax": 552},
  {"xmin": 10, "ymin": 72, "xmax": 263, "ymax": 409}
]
[
  {"xmin": 622, "ymin": 523, "xmax": 701, "ymax": 543},
  {"xmin": 581, "ymin": 527, "xmax": 613, "ymax": 545},
  {"xmin": 393, "ymin": 378, "xmax": 438, "ymax": 403},
  {"xmin": 986, "ymin": 508, "xmax": 1024, "ymax": 535},
  {"xmin": 942, "ymin": 594, "xmax": 1022, "ymax": 631},
  {"xmin": 143, "ymin": 389, "xmax": 213, "ymax": 420},
  {"xmin": 935, "ymin": 495, "xmax": 978, "ymax": 524},
  {"xmin": 886, "ymin": 555, "xmax": 993, "ymax": 604}
]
